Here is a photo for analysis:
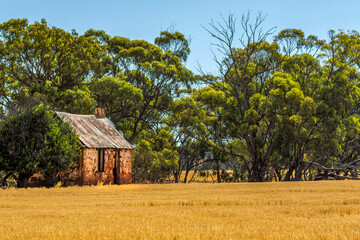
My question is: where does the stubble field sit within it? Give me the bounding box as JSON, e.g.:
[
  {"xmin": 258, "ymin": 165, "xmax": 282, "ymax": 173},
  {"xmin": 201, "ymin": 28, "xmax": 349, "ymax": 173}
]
[{"xmin": 1, "ymin": 181, "xmax": 360, "ymax": 239}]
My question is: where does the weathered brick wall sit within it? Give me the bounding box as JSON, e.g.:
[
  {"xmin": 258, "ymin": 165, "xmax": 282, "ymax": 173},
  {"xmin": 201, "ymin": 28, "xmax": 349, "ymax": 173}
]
[
  {"xmin": 82, "ymin": 148, "xmax": 132, "ymax": 185},
  {"xmin": 28, "ymin": 148, "xmax": 132, "ymax": 187},
  {"xmin": 82, "ymin": 148, "xmax": 116, "ymax": 185},
  {"xmin": 119, "ymin": 149, "xmax": 132, "ymax": 184}
]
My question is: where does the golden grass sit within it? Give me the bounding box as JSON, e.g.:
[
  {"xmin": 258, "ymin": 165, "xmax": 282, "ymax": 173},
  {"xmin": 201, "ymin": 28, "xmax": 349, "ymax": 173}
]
[{"xmin": 1, "ymin": 181, "xmax": 360, "ymax": 239}]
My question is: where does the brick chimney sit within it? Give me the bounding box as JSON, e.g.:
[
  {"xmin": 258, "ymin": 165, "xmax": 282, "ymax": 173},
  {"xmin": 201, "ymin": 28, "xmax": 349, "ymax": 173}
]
[{"xmin": 95, "ymin": 106, "xmax": 105, "ymax": 118}]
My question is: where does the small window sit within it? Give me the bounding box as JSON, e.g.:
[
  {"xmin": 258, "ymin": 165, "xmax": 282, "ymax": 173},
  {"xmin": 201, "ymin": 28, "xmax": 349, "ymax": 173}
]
[{"xmin": 98, "ymin": 149, "xmax": 105, "ymax": 172}]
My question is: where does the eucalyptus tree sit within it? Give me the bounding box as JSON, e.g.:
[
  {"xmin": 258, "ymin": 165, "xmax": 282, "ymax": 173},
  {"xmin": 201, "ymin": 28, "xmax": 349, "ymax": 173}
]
[
  {"xmin": 313, "ymin": 30, "xmax": 360, "ymax": 169},
  {"xmin": 269, "ymin": 29, "xmax": 360, "ymax": 180},
  {"xmin": 168, "ymin": 83, "xmax": 232, "ymax": 182},
  {"xmin": 85, "ymin": 29, "xmax": 194, "ymax": 143},
  {"xmin": 200, "ymin": 13, "xmax": 287, "ymax": 181},
  {"xmin": 271, "ymin": 43, "xmax": 324, "ymax": 180},
  {"xmin": 84, "ymin": 29, "xmax": 195, "ymax": 182},
  {"xmin": 0, "ymin": 18, "xmax": 105, "ymax": 113},
  {"xmin": 132, "ymin": 127, "xmax": 179, "ymax": 183}
]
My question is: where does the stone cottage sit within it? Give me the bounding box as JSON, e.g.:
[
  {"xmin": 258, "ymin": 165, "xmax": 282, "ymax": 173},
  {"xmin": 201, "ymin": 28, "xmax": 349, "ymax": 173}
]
[{"xmin": 55, "ymin": 106, "xmax": 133, "ymax": 185}]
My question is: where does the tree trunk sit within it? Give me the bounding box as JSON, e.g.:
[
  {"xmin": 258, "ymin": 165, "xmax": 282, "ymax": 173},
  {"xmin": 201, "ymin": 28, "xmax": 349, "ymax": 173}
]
[
  {"xmin": 17, "ymin": 173, "xmax": 31, "ymax": 188},
  {"xmin": 275, "ymin": 168, "xmax": 282, "ymax": 181},
  {"xmin": 324, "ymin": 170, "xmax": 329, "ymax": 180},
  {"xmin": 294, "ymin": 163, "xmax": 305, "ymax": 181},
  {"xmin": 183, "ymin": 169, "xmax": 190, "ymax": 183},
  {"xmin": 173, "ymin": 170, "xmax": 179, "ymax": 183},
  {"xmin": 249, "ymin": 166, "xmax": 266, "ymax": 182},
  {"xmin": 188, "ymin": 166, "xmax": 198, "ymax": 183},
  {"xmin": 216, "ymin": 161, "xmax": 221, "ymax": 183},
  {"xmin": 284, "ymin": 164, "xmax": 295, "ymax": 181},
  {"xmin": 266, "ymin": 168, "xmax": 275, "ymax": 182}
]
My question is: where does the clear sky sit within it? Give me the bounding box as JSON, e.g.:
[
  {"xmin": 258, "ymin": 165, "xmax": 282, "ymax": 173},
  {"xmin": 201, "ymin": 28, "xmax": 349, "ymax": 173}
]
[{"xmin": 1, "ymin": 0, "xmax": 360, "ymax": 74}]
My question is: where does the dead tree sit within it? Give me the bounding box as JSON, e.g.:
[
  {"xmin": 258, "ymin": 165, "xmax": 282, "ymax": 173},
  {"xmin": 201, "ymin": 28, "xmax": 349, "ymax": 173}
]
[{"xmin": 303, "ymin": 159, "xmax": 360, "ymax": 180}]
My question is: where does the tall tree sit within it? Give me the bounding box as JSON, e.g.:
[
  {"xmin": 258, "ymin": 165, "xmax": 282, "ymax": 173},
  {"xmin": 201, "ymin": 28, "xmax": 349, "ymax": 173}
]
[
  {"xmin": 202, "ymin": 13, "xmax": 284, "ymax": 181},
  {"xmin": 0, "ymin": 18, "xmax": 105, "ymax": 113},
  {"xmin": 85, "ymin": 29, "xmax": 194, "ymax": 142},
  {"xmin": 0, "ymin": 104, "xmax": 81, "ymax": 187}
]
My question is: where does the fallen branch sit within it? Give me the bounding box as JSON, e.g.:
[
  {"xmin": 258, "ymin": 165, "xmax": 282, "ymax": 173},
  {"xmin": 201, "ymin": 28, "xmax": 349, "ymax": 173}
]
[{"xmin": 302, "ymin": 161, "xmax": 346, "ymax": 171}]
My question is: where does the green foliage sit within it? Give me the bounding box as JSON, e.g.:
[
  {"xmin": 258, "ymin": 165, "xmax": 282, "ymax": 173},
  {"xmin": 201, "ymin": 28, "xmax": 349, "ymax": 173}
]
[
  {"xmin": 0, "ymin": 19, "xmax": 105, "ymax": 111},
  {"xmin": 56, "ymin": 87, "xmax": 97, "ymax": 114},
  {"xmin": 0, "ymin": 104, "xmax": 81, "ymax": 187},
  {"xmin": 2, "ymin": 16, "xmax": 360, "ymax": 183},
  {"xmin": 132, "ymin": 128, "xmax": 178, "ymax": 182},
  {"xmin": 90, "ymin": 75, "xmax": 143, "ymax": 139},
  {"xmin": 85, "ymin": 28, "xmax": 195, "ymax": 144},
  {"xmin": 155, "ymin": 30, "xmax": 191, "ymax": 62}
]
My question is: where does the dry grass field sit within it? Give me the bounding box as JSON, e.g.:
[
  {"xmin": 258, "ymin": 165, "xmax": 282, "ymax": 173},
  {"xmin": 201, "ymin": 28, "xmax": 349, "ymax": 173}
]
[{"xmin": 1, "ymin": 181, "xmax": 360, "ymax": 240}]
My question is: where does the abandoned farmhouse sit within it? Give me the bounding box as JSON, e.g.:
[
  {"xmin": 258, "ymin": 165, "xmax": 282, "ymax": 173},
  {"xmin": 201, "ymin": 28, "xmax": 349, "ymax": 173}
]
[{"xmin": 49, "ymin": 106, "xmax": 133, "ymax": 186}]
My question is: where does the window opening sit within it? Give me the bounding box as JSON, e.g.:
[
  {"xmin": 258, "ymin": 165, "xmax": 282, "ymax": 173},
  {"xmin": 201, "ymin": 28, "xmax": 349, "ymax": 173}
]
[{"xmin": 98, "ymin": 149, "xmax": 105, "ymax": 172}]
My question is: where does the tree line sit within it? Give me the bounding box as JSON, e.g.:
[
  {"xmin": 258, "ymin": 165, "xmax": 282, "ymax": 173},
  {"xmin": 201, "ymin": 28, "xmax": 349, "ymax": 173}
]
[{"xmin": 1, "ymin": 13, "xmax": 360, "ymax": 185}]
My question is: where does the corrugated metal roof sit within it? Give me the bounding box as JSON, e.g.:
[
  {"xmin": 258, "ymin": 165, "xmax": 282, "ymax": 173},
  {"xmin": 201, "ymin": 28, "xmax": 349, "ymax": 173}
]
[{"xmin": 55, "ymin": 111, "xmax": 133, "ymax": 149}]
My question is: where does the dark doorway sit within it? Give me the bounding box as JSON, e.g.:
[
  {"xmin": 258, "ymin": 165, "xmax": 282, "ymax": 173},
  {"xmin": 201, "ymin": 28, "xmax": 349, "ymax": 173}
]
[{"xmin": 113, "ymin": 150, "xmax": 121, "ymax": 184}]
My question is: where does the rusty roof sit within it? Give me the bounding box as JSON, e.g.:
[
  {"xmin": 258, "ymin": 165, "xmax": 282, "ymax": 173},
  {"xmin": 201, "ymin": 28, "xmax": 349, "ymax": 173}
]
[{"xmin": 55, "ymin": 111, "xmax": 133, "ymax": 149}]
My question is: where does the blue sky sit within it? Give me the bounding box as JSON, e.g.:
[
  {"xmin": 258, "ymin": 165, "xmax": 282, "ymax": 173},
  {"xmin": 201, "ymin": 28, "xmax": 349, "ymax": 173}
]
[{"xmin": 1, "ymin": 0, "xmax": 360, "ymax": 74}]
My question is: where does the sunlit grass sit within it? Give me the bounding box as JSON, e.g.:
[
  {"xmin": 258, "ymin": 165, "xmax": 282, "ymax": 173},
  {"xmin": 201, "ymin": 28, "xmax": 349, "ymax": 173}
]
[{"xmin": 1, "ymin": 181, "xmax": 360, "ymax": 239}]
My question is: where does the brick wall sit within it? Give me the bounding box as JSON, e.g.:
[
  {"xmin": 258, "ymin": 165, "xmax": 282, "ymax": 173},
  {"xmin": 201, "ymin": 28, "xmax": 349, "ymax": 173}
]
[
  {"xmin": 28, "ymin": 148, "xmax": 132, "ymax": 186},
  {"xmin": 119, "ymin": 149, "xmax": 132, "ymax": 184},
  {"xmin": 82, "ymin": 148, "xmax": 115, "ymax": 185}
]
